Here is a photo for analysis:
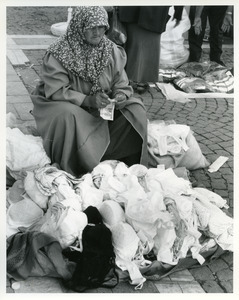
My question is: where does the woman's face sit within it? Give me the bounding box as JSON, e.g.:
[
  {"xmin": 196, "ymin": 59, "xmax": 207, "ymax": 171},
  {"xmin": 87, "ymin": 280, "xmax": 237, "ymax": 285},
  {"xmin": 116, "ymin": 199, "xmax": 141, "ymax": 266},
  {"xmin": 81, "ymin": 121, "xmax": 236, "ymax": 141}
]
[{"xmin": 84, "ymin": 26, "xmax": 106, "ymax": 45}]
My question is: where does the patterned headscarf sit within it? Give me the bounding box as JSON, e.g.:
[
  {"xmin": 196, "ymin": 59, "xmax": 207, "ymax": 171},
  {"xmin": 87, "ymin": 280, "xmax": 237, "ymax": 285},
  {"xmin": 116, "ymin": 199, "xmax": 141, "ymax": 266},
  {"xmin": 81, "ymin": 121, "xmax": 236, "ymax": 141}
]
[{"xmin": 48, "ymin": 6, "xmax": 114, "ymax": 94}]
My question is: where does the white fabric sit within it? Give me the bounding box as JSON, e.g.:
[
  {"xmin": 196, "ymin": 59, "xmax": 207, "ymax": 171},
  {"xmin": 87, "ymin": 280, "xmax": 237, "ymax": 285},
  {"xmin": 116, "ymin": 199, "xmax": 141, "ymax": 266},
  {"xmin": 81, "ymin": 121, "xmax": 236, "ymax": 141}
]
[
  {"xmin": 152, "ymin": 168, "xmax": 191, "ymax": 196},
  {"xmin": 99, "ymin": 200, "xmax": 125, "ymax": 227},
  {"xmin": 75, "ymin": 174, "xmax": 104, "ymax": 210},
  {"xmin": 194, "ymin": 187, "xmax": 228, "ymax": 209},
  {"xmin": 5, "ymin": 152, "xmax": 234, "ymax": 286},
  {"xmin": 6, "ymin": 195, "xmax": 44, "ymax": 238},
  {"xmin": 33, "ymin": 165, "xmax": 83, "ymax": 211},
  {"xmin": 24, "ymin": 171, "xmax": 49, "ymax": 210},
  {"xmin": 6, "ymin": 127, "xmax": 50, "ymax": 173},
  {"xmin": 7, "ymin": 180, "xmax": 25, "ymax": 206},
  {"xmin": 148, "ymin": 121, "xmax": 190, "ymax": 156},
  {"xmin": 191, "ymin": 189, "xmax": 233, "ymax": 251},
  {"xmin": 40, "ymin": 203, "xmax": 87, "ymax": 249},
  {"xmin": 111, "ymin": 222, "xmax": 146, "ymax": 288}
]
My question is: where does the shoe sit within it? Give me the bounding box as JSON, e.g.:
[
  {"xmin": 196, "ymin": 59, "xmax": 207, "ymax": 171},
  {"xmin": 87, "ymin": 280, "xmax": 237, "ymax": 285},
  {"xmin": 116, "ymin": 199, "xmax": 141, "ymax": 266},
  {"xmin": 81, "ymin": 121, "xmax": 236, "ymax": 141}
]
[
  {"xmin": 212, "ymin": 60, "xmax": 226, "ymax": 67},
  {"xmin": 130, "ymin": 81, "xmax": 149, "ymax": 94}
]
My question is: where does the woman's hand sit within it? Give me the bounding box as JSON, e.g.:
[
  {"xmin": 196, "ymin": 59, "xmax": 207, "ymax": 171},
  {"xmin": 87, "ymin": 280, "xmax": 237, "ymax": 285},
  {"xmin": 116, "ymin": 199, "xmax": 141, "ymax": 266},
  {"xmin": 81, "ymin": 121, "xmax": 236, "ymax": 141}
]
[
  {"xmin": 83, "ymin": 92, "xmax": 110, "ymax": 109},
  {"xmin": 114, "ymin": 93, "xmax": 127, "ymax": 110}
]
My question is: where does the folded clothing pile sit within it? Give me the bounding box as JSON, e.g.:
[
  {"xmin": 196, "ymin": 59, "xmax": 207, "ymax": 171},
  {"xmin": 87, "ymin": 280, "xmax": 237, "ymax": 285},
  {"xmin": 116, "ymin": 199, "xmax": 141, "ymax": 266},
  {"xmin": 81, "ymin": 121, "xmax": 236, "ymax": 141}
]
[{"xmin": 159, "ymin": 61, "xmax": 234, "ymax": 94}]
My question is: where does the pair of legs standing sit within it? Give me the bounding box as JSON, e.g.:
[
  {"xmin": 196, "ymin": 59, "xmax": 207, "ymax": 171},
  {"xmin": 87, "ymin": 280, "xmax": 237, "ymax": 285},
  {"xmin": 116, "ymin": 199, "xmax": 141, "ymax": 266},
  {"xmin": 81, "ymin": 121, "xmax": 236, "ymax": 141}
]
[{"xmin": 188, "ymin": 6, "xmax": 228, "ymax": 64}]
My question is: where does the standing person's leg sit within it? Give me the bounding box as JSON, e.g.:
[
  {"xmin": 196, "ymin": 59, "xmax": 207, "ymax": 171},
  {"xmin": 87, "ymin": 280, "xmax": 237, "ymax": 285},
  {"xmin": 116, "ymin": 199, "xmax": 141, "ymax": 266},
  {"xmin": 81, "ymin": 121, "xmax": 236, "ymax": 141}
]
[
  {"xmin": 208, "ymin": 6, "xmax": 227, "ymax": 64},
  {"xmin": 188, "ymin": 6, "xmax": 208, "ymax": 62}
]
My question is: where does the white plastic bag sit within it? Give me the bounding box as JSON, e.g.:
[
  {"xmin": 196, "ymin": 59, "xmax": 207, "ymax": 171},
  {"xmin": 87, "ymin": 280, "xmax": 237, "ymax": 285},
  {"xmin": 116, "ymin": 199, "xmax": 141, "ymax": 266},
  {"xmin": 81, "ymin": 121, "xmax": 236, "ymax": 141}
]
[{"xmin": 160, "ymin": 6, "xmax": 190, "ymax": 68}]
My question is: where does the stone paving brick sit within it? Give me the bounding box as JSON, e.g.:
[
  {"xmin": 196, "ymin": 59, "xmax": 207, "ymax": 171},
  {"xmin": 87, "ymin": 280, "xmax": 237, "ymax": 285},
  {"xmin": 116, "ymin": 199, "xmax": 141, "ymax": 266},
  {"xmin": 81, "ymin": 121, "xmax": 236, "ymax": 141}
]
[
  {"xmin": 12, "ymin": 102, "xmax": 34, "ymax": 121},
  {"xmin": 189, "ymin": 266, "xmax": 215, "ymax": 281},
  {"xmin": 219, "ymin": 117, "xmax": 233, "ymax": 123},
  {"xmin": 169, "ymin": 269, "xmax": 194, "ymax": 282},
  {"xmin": 23, "ymin": 49, "xmax": 46, "ymax": 66},
  {"xmin": 201, "ymin": 280, "xmax": 224, "ymax": 293},
  {"xmin": 7, "ymin": 81, "xmax": 29, "ymax": 96},
  {"xmin": 216, "ymin": 268, "xmax": 233, "ymax": 281},
  {"xmin": 194, "ymin": 128, "xmax": 210, "ymax": 135},
  {"xmin": 219, "ymin": 280, "xmax": 233, "ymax": 293},
  {"xmin": 7, "ymin": 95, "xmax": 32, "ymax": 104},
  {"xmin": 214, "ymin": 149, "xmax": 231, "ymax": 157},
  {"xmin": 15, "ymin": 66, "xmax": 41, "ymax": 93},
  {"xmin": 209, "ymin": 137, "xmax": 224, "ymax": 143},
  {"xmin": 222, "ymin": 174, "xmax": 233, "ymax": 184},
  {"xmin": 154, "ymin": 282, "xmax": 182, "ymax": 293},
  {"xmin": 199, "ymin": 144, "xmax": 214, "ymax": 155},
  {"xmin": 7, "ymin": 73, "xmax": 21, "ymax": 82},
  {"xmin": 225, "ymin": 147, "xmax": 233, "ymax": 155},
  {"xmin": 211, "ymin": 179, "xmax": 227, "ymax": 190},
  {"xmin": 220, "ymin": 167, "xmax": 233, "ymax": 175},
  {"xmin": 221, "ymin": 251, "xmax": 233, "ymax": 266},
  {"xmin": 178, "ymin": 281, "xmax": 205, "ymax": 293},
  {"xmin": 200, "ymin": 180, "xmax": 212, "ymax": 189},
  {"xmin": 13, "ymin": 277, "xmax": 64, "ymax": 293},
  {"xmin": 220, "ymin": 138, "xmax": 233, "ymax": 149},
  {"xmin": 219, "ymin": 136, "xmax": 233, "ymax": 143},
  {"xmin": 209, "ymin": 172, "xmax": 225, "ymax": 179},
  {"xmin": 111, "ymin": 281, "xmax": 142, "ymax": 293},
  {"xmin": 220, "ymin": 131, "xmax": 233, "ymax": 139},
  {"xmin": 213, "ymin": 190, "xmax": 229, "ymax": 198},
  {"xmin": 208, "ymin": 259, "xmax": 229, "ymax": 273},
  {"xmin": 202, "ymin": 133, "xmax": 218, "ymax": 139},
  {"xmin": 7, "ymin": 64, "xmax": 18, "ymax": 76},
  {"xmin": 6, "ymin": 103, "xmax": 20, "ymax": 118},
  {"xmin": 208, "ymin": 144, "xmax": 223, "ymax": 151}
]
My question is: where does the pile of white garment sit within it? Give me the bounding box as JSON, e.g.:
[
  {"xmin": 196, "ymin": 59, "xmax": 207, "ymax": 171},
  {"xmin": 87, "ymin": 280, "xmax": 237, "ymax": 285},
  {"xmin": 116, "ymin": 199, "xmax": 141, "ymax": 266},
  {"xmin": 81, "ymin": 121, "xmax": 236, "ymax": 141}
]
[
  {"xmin": 6, "ymin": 115, "xmax": 233, "ymax": 289},
  {"xmin": 147, "ymin": 120, "xmax": 210, "ymax": 170},
  {"xmin": 6, "ymin": 158, "xmax": 233, "ymax": 288}
]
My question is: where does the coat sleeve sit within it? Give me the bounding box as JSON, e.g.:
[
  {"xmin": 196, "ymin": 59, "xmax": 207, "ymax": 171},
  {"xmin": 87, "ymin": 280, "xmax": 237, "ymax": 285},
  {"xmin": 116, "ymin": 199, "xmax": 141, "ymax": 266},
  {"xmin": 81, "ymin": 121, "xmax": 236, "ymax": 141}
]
[
  {"xmin": 41, "ymin": 52, "xmax": 86, "ymax": 106},
  {"xmin": 110, "ymin": 44, "xmax": 133, "ymax": 99}
]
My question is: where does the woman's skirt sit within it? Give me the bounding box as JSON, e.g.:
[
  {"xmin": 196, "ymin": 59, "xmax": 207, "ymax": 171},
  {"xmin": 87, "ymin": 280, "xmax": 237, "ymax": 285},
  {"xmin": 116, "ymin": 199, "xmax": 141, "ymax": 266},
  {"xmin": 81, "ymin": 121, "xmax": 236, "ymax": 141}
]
[
  {"xmin": 31, "ymin": 87, "xmax": 148, "ymax": 177},
  {"xmin": 125, "ymin": 23, "xmax": 161, "ymax": 83}
]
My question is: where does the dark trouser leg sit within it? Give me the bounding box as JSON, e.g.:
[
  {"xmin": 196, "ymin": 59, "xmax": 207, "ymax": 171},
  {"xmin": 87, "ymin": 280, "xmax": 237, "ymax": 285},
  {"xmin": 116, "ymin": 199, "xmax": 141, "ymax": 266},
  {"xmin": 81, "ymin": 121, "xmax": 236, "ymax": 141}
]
[
  {"xmin": 208, "ymin": 6, "xmax": 227, "ymax": 63},
  {"xmin": 188, "ymin": 6, "xmax": 208, "ymax": 62}
]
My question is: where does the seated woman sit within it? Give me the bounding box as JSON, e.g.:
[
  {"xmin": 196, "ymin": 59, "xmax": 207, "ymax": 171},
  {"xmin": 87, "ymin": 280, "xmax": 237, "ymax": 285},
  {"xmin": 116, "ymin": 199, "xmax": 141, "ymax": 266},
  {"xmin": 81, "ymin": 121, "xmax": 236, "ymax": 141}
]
[{"xmin": 31, "ymin": 6, "xmax": 148, "ymax": 177}]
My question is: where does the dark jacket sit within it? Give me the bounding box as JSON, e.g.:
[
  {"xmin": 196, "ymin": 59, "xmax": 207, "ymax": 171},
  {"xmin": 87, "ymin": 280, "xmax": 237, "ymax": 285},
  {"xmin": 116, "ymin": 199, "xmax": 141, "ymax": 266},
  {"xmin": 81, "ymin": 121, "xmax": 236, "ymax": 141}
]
[{"xmin": 118, "ymin": 6, "xmax": 171, "ymax": 34}]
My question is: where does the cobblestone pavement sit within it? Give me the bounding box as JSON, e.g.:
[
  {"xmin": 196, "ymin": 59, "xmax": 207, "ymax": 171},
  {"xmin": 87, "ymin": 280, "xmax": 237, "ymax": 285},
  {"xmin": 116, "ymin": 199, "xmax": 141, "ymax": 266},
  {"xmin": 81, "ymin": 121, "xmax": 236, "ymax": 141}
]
[{"xmin": 5, "ymin": 35, "xmax": 234, "ymax": 294}]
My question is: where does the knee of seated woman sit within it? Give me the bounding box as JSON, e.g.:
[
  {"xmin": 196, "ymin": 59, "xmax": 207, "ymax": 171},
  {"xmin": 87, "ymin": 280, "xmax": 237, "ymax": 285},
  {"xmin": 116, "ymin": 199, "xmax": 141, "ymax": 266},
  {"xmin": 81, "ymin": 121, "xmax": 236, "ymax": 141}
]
[{"xmin": 53, "ymin": 103, "xmax": 81, "ymax": 119}]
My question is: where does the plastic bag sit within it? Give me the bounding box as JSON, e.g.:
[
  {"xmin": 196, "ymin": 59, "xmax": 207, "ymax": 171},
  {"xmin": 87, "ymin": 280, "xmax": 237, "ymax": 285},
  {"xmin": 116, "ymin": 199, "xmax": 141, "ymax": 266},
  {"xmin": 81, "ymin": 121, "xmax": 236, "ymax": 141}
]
[
  {"xmin": 160, "ymin": 6, "xmax": 190, "ymax": 68},
  {"xmin": 107, "ymin": 7, "xmax": 127, "ymax": 45}
]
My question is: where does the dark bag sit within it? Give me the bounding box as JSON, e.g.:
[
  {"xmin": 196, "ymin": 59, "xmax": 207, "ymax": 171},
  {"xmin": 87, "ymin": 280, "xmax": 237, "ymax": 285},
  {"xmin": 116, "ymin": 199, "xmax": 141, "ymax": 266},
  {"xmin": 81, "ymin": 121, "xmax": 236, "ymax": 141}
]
[
  {"xmin": 65, "ymin": 223, "xmax": 117, "ymax": 292},
  {"xmin": 107, "ymin": 7, "xmax": 127, "ymax": 45}
]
